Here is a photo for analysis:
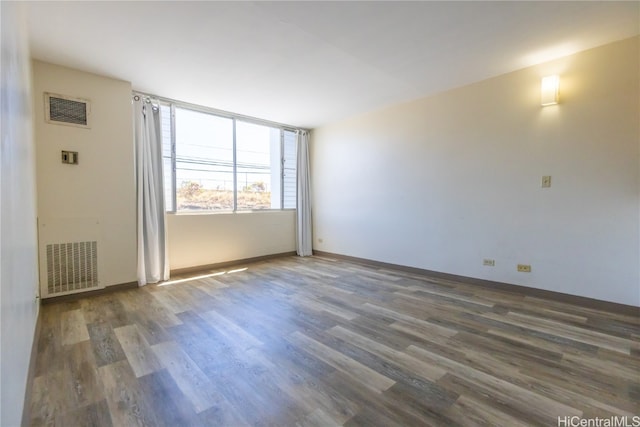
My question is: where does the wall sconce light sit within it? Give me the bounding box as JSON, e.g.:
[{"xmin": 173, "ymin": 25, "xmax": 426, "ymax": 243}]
[{"xmin": 541, "ymin": 75, "xmax": 560, "ymax": 106}]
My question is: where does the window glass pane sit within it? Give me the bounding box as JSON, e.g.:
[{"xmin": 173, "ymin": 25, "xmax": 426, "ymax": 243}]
[
  {"xmin": 236, "ymin": 121, "xmax": 281, "ymax": 210},
  {"xmin": 160, "ymin": 104, "xmax": 174, "ymax": 212},
  {"xmin": 175, "ymin": 108, "xmax": 234, "ymax": 211},
  {"xmin": 156, "ymin": 96, "xmax": 299, "ymax": 213},
  {"xmin": 283, "ymin": 130, "xmax": 297, "ymax": 209}
]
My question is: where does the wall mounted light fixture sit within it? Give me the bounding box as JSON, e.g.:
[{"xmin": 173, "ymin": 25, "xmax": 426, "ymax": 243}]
[{"xmin": 541, "ymin": 75, "xmax": 560, "ymax": 106}]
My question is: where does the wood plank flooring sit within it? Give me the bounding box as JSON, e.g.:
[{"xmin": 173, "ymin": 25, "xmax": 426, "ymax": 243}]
[{"xmin": 29, "ymin": 255, "xmax": 640, "ymax": 426}]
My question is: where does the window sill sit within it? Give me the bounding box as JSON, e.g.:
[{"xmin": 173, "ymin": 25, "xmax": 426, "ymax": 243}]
[{"xmin": 167, "ymin": 209, "xmax": 295, "ymax": 216}]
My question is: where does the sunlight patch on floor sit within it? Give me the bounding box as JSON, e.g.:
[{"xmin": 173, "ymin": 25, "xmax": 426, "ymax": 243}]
[{"xmin": 158, "ymin": 267, "xmax": 247, "ymax": 287}]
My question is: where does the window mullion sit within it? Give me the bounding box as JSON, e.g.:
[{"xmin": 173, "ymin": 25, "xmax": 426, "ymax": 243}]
[
  {"xmin": 232, "ymin": 118, "xmax": 238, "ymax": 212},
  {"xmin": 170, "ymin": 103, "xmax": 177, "ymax": 212},
  {"xmin": 280, "ymin": 129, "xmax": 285, "ymax": 210}
]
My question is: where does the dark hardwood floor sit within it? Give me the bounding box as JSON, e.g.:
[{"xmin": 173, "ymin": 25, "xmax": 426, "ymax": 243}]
[{"xmin": 29, "ymin": 255, "xmax": 639, "ymax": 426}]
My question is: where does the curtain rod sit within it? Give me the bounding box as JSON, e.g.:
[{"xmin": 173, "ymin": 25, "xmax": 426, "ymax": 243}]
[{"xmin": 132, "ymin": 90, "xmax": 309, "ymax": 132}]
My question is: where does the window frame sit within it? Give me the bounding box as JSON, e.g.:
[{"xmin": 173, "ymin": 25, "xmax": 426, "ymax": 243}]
[
  {"xmin": 169, "ymin": 102, "xmax": 177, "ymax": 212},
  {"xmin": 149, "ymin": 93, "xmax": 301, "ymax": 214}
]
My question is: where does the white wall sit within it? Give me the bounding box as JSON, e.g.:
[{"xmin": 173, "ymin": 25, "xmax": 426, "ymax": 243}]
[
  {"xmin": 32, "ymin": 61, "xmax": 136, "ymax": 288},
  {"xmin": 168, "ymin": 211, "xmax": 295, "ymax": 270},
  {"xmin": 312, "ymin": 37, "xmax": 640, "ymax": 306},
  {"xmin": 0, "ymin": 3, "xmax": 40, "ymax": 425}
]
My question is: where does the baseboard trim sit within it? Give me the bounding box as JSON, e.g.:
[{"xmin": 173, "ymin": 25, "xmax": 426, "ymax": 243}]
[
  {"xmin": 41, "ymin": 281, "xmax": 138, "ymax": 305},
  {"xmin": 21, "ymin": 302, "xmax": 41, "ymax": 427},
  {"xmin": 313, "ymin": 250, "xmax": 639, "ymax": 316},
  {"xmin": 170, "ymin": 251, "xmax": 297, "ymax": 276}
]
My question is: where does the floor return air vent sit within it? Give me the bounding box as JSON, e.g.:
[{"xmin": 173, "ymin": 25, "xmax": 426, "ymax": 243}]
[
  {"xmin": 45, "ymin": 241, "xmax": 99, "ymax": 295},
  {"xmin": 38, "ymin": 218, "xmax": 103, "ymax": 298}
]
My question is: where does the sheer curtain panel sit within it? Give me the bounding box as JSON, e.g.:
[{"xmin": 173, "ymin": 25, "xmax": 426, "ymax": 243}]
[
  {"xmin": 296, "ymin": 130, "xmax": 313, "ymax": 256},
  {"xmin": 134, "ymin": 95, "xmax": 169, "ymax": 285}
]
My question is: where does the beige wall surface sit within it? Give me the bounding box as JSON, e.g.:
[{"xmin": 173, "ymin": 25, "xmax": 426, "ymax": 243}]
[
  {"xmin": 311, "ymin": 37, "xmax": 640, "ymax": 306},
  {"xmin": 32, "ymin": 60, "xmax": 137, "ymax": 287},
  {"xmin": 0, "ymin": 3, "xmax": 40, "ymax": 426},
  {"xmin": 32, "ymin": 61, "xmax": 297, "ymax": 283},
  {"xmin": 167, "ymin": 211, "xmax": 296, "ymax": 270}
]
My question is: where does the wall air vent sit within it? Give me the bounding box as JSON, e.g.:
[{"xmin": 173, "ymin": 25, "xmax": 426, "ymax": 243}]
[
  {"xmin": 44, "ymin": 92, "xmax": 91, "ymax": 128},
  {"xmin": 46, "ymin": 241, "xmax": 99, "ymax": 295}
]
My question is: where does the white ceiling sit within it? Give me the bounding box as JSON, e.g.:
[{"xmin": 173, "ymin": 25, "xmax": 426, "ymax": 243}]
[{"xmin": 25, "ymin": 1, "xmax": 639, "ymax": 129}]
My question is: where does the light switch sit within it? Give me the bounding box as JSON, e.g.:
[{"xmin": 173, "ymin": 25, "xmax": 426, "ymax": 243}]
[
  {"xmin": 61, "ymin": 150, "xmax": 78, "ymax": 165},
  {"xmin": 541, "ymin": 175, "xmax": 551, "ymax": 188}
]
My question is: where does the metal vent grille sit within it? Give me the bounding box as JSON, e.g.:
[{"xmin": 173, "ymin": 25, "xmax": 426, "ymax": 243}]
[
  {"xmin": 44, "ymin": 93, "xmax": 90, "ymax": 128},
  {"xmin": 46, "ymin": 241, "xmax": 99, "ymax": 295},
  {"xmin": 49, "ymin": 97, "xmax": 87, "ymax": 125}
]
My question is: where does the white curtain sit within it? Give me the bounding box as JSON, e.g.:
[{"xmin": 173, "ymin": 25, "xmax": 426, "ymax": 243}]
[
  {"xmin": 296, "ymin": 130, "xmax": 313, "ymax": 256},
  {"xmin": 133, "ymin": 95, "xmax": 169, "ymax": 285}
]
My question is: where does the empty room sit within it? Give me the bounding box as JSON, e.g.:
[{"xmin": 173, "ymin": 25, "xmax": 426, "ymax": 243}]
[{"xmin": 1, "ymin": 1, "xmax": 639, "ymax": 426}]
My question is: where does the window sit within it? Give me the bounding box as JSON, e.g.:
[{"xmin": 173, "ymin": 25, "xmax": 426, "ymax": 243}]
[
  {"xmin": 158, "ymin": 100, "xmax": 299, "ymax": 212},
  {"xmin": 175, "ymin": 108, "xmax": 234, "ymax": 211},
  {"xmin": 160, "ymin": 104, "xmax": 174, "ymax": 211},
  {"xmin": 236, "ymin": 121, "xmax": 280, "ymax": 210},
  {"xmin": 282, "ymin": 129, "xmax": 297, "ymax": 209}
]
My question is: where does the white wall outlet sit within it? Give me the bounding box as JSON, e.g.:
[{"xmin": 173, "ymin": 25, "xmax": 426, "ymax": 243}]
[
  {"xmin": 483, "ymin": 259, "xmax": 495, "ymax": 266},
  {"xmin": 517, "ymin": 264, "xmax": 532, "ymax": 272}
]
